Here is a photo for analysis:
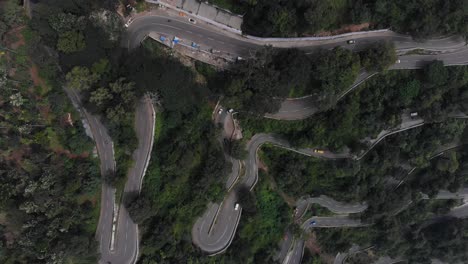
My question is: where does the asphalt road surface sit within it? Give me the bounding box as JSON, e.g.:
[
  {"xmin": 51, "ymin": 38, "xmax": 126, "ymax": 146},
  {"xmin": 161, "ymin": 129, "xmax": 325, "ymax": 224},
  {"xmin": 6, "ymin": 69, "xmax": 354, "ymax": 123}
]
[
  {"xmin": 125, "ymin": 13, "xmax": 467, "ymax": 58},
  {"xmin": 192, "ymin": 133, "xmax": 298, "ymax": 253},
  {"xmin": 76, "ymin": 96, "xmax": 154, "ymax": 264},
  {"xmin": 276, "ymin": 230, "xmax": 293, "ymax": 263},
  {"xmin": 124, "ymin": 10, "xmax": 468, "ymax": 262},
  {"xmin": 283, "ymin": 239, "xmax": 304, "ymax": 264},
  {"xmin": 191, "ymin": 191, "xmax": 242, "ymax": 255},
  {"xmin": 192, "ymin": 132, "xmax": 368, "ymax": 255},
  {"xmin": 295, "ymin": 195, "xmax": 368, "ymax": 218},
  {"xmin": 125, "ymin": 12, "xmax": 468, "ymax": 121},
  {"xmin": 98, "ymin": 97, "xmax": 155, "ymax": 264},
  {"xmin": 302, "ymin": 215, "xmax": 366, "ymax": 230},
  {"xmin": 265, "ymin": 70, "xmax": 376, "ymax": 120},
  {"xmin": 192, "ymin": 118, "xmax": 468, "ymax": 257},
  {"xmin": 191, "ymin": 109, "xmax": 243, "ymax": 254},
  {"xmin": 279, "ymin": 197, "xmax": 367, "ymax": 264},
  {"xmin": 63, "ymin": 88, "xmax": 121, "ymax": 263}
]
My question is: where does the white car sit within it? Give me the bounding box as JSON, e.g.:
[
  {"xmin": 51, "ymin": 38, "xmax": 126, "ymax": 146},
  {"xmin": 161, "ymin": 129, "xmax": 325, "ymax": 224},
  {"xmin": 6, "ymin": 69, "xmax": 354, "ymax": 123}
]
[
  {"xmin": 347, "ymin": 40, "xmax": 355, "ymax": 44},
  {"xmin": 218, "ymin": 108, "xmax": 223, "ymax": 114},
  {"xmin": 188, "ymin": 18, "xmax": 196, "ymax": 24},
  {"xmin": 125, "ymin": 18, "xmax": 133, "ymax": 28},
  {"xmin": 228, "ymin": 109, "xmax": 234, "ymax": 113},
  {"xmin": 396, "ymin": 59, "xmax": 401, "ymax": 63},
  {"xmin": 234, "ymin": 203, "xmax": 240, "ymax": 210}
]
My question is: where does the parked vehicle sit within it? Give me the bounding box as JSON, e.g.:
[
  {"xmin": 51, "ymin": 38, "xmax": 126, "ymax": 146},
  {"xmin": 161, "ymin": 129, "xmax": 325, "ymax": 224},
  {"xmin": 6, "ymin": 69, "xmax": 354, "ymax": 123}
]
[
  {"xmin": 234, "ymin": 203, "xmax": 240, "ymax": 210},
  {"xmin": 188, "ymin": 18, "xmax": 196, "ymax": 24},
  {"xmin": 313, "ymin": 149, "xmax": 325, "ymax": 154},
  {"xmin": 347, "ymin": 40, "xmax": 355, "ymax": 44}
]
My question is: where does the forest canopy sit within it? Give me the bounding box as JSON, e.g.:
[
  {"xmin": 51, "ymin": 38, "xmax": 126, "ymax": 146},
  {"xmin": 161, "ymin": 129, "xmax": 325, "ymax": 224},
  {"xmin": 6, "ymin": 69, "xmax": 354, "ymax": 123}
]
[{"xmin": 240, "ymin": 0, "xmax": 467, "ymax": 38}]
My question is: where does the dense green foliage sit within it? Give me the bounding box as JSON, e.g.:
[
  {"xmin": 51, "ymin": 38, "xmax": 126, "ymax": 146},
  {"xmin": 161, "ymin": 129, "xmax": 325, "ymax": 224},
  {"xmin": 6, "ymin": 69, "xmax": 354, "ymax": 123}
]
[
  {"xmin": 360, "ymin": 41, "xmax": 397, "ymax": 71},
  {"xmin": 30, "ymin": 0, "xmax": 141, "ymax": 191},
  {"xmin": 126, "ymin": 106, "xmax": 230, "ymax": 262},
  {"xmin": 240, "ymin": 63, "xmax": 468, "ymax": 150},
  {"xmin": 262, "ymin": 146, "xmax": 357, "ymax": 200},
  {"xmin": 7, "ymin": 0, "xmax": 467, "ymax": 262},
  {"xmin": 316, "ymin": 200, "xmax": 467, "ymax": 263},
  {"xmin": 239, "ymin": 0, "xmax": 467, "ymax": 38},
  {"xmin": 203, "ymin": 0, "xmax": 249, "ymax": 14},
  {"xmin": 118, "ymin": 42, "xmax": 233, "ymax": 262},
  {"xmin": 0, "ymin": 1, "xmax": 101, "ymax": 261},
  {"xmin": 121, "ymin": 41, "xmax": 296, "ymax": 264},
  {"xmin": 247, "ymin": 63, "xmax": 468, "ymax": 262},
  {"xmin": 260, "ymin": 113, "xmax": 468, "ymax": 263},
  {"xmin": 56, "ymin": 30, "xmax": 86, "ymax": 53},
  {"xmin": 219, "ymin": 45, "xmax": 395, "ymax": 115},
  {"xmin": 230, "ymin": 174, "xmax": 291, "ymax": 262}
]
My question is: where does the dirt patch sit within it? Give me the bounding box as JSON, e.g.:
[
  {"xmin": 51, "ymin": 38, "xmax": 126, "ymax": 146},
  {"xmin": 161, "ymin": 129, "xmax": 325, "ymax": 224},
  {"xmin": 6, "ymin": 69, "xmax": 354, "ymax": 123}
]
[
  {"xmin": 8, "ymin": 67, "xmax": 17, "ymax": 77},
  {"xmin": 53, "ymin": 148, "xmax": 90, "ymax": 159},
  {"xmin": 305, "ymin": 233, "xmax": 321, "ymax": 254},
  {"xmin": 308, "ymin": 22, "xmax": 371, "ymax": 37},
  {"xmin": 5, "ymin": 146, "xmax": 29, "ymax": 166},
  {"xmin": 257, "ymin": 157, "xmax": 268, "ymax": 172},
  {"xmin": 5, "ymin": 26, "xmax": 26, "ymax": 49},
  {"xmin": 38, "ymin": 105, "xmax": 51, "ymax": 122},
  {"xmin": 29, "ymin": 64, "xmax": 46, "ymax": 88},
  {"xmin": 4, "ymin": 231, "xmax": 16, "ymax": 247},
  {"xmin": 260, "ymin": 161, "xmax": 297, "ymax": 207},
  {"xmin": 6, "ymin": 27, "xmax": 47, "ymax": 93}
]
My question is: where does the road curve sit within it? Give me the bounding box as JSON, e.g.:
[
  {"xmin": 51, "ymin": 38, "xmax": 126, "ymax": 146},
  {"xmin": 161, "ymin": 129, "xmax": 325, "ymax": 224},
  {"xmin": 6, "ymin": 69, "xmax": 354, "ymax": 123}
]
[
  {"xmin": 124, "ymin": 12, "xmax": 468, "ymax": 121},
  {"xmin": 295, "ymin": 195, "xmax": 368, "ymax": 219},
  {"xmin": 193, "ymin": 127, "xmax": 468, "ymax": 257},
  {"xmin": 125, "ymin": 13, "xmax": 467, "ymax": 57},
  {"xmin": 283, "ymin": 239, "xmax": 305, "ymax": 264},
  {"xmin": 97, "ymin": 97, "xmax": 156, "ymax": 264},
  {"xmin": 124, "ymin": 10, "xmax": 468, "ymax": 259},
  {"xmin": 191, "ymin": 110, "xmax": 243, "ymax": 254},
  {"xmin": 267, "ymin": 49, "xmax": 468, "ymax": 120},
  {"xmin": 192, "ymin": 132, "xmax": 367, "ymax": 255},
  {"xmin": 280, "ymin": 196, "xmax": 367, "ymax": 264},
  {"xmin": 62, "ymin": 88, "xmax": 122, "ymax": 263}
]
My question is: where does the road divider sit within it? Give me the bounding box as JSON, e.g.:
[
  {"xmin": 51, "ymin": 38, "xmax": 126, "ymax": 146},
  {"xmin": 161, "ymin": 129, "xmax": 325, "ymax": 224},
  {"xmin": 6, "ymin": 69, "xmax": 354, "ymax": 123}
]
[{"xmin": 110, "ymin": 189, "xmax": 119, "ymax": 251}]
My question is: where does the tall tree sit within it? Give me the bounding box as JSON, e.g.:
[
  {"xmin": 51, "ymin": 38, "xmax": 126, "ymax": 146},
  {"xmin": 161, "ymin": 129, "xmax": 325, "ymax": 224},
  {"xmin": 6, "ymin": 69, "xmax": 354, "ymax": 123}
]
[
  {"xmin": 360, "ymin": 41, "xmax": 397, "ymax": 71},
  {"xmin": 65, "ymin": 66, "xmax": 99, "ymax": 90},
  {"xmin": 57, "ymin": 30, "xmax": 86, "ymax": 53}
]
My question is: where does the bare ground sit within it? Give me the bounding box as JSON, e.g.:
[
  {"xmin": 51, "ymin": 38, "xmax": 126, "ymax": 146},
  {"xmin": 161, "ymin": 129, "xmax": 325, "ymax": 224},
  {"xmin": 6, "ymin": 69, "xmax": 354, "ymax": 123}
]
[{"xmin": 307, "ymin": 22, "xmax": 372, "ymax": 37}]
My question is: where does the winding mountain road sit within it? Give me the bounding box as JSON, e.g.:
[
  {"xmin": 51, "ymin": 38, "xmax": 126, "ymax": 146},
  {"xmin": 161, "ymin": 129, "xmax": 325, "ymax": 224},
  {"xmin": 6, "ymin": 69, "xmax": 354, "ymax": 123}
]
[
  {"xmin": 295, "ymin": 195, "xmax": 367, "ymax": 218},
  {"xmin": 65, "ymin": 92, "xmax": 155, "ymax": 264},
  {"xmin": 193, "ymin": 127, "xmax": 468, "ymax": 261},
  {"xmin": 120, "ymin": 8, "xmax": 468, "ymax": 264},
  {"xmin": 97, "ymin": 97, "xmax": 155, "ymax": 264},
  {"xmin": 125, "ymin": 11, "xmax": 468, "ymax": 121}
]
